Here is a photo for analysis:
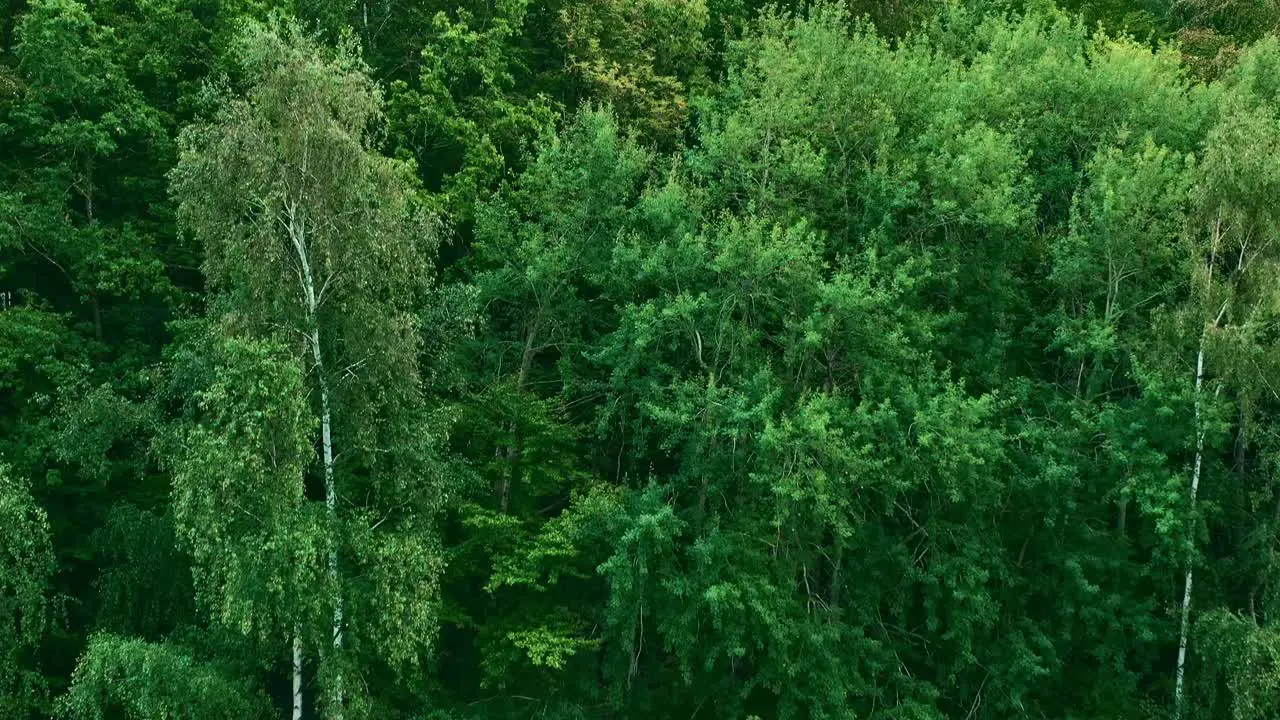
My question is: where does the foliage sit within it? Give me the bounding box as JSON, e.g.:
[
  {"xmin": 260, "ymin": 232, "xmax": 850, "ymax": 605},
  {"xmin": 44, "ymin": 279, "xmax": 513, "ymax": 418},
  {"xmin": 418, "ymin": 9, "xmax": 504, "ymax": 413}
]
[
  {"xmin": 7, "ymin": 1, "xmax": 1280, "ymax": 719},
  {"xmin": 60, "ymin": 634, "xmax": 272, "ymax": 720},
  {"xmin": 0, "ymin": 466, "xmax": 54, "ymax": 717}
]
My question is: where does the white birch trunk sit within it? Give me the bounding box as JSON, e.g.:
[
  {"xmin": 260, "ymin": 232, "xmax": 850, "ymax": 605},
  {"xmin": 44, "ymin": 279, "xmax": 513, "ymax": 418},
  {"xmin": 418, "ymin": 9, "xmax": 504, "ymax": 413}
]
[
  {"xmin": 288, "ymin": 201, "xmax": 343, "ymax": 720},
  {"xmin": 1173, "ymin": 339, "xmax": 1208, "ymax": 719},
  {"xmin": 292, "ymin": 633, "xmax": 303, "ymax": 720},
  {"xmin": 312, "ymin": 326, "xmax": 343, "ymax": 720}
]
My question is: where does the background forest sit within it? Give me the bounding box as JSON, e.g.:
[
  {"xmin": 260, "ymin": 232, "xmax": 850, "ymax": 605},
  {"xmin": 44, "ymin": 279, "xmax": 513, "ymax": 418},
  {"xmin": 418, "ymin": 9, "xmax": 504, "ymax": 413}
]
[{"xmin": 6, "ymin": 0, "xmax": 1280, "ymax": 718}]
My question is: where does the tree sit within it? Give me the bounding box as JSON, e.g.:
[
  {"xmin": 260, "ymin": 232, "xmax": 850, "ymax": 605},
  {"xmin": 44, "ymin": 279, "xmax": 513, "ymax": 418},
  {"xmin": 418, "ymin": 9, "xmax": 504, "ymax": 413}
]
[
  {"xmin": 0, "ymin": 465, "xmax": 54, "ymax": 717},
  {"xmin": 7, "ymin": 0, "xmax": 171, "ymax": 342},
  {"xmin": 170, "ymin": 18, "xmax": 447, "ymax": 718},
  {"xmin": 383, "ymin": 0, "xmax": 558, "ymax": 228},
  {"xmin": 1170, "ymin": 40, "xmax": 1280, "ymax": 715},
  {"xmin": 551, "ymin": 0, "xmax": 710, "ymax": 144},
  {"xmin": 61, "ymin": 633, "xmax": 272, "ymax": 720}
]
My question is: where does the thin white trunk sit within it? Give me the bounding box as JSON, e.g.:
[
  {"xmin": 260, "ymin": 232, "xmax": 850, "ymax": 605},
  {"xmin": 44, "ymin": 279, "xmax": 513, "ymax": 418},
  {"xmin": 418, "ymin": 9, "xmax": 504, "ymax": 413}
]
[
  {"xmin": 288, "ymin": 202, "xmax": 343, "ymax": 720},
  {"xmin": 309, "ymin": 322, "xmax": 340, "ymax": 642},
  {"xmin": 313, "ymin": 327, "xmax": 343, "ymax": 720},
  {"xmin": 292, "ymin": 633, "xmax": 303, "ymax": 720},
  {"xmin": 1174, "ymin": 340, "xmax": 1208, "ymax": 719}
]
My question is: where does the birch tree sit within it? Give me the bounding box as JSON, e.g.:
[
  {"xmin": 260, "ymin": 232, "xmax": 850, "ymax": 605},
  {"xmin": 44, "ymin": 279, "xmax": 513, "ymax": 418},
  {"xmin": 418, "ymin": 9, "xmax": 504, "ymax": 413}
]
[
  {"xmin": 171, "ymin": 19, "xmax": 444, "ymax": 719},
  {"xmin": 1173, "ymin": 44, "xmax": 1280, "ymax": 716}
]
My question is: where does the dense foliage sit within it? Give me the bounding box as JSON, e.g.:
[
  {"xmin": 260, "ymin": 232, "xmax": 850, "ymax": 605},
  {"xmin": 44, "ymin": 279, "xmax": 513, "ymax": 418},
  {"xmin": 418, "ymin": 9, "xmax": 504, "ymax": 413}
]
[{"xmin": 6, "ymin": 0, "xmax": 1280, "ymax": 718}]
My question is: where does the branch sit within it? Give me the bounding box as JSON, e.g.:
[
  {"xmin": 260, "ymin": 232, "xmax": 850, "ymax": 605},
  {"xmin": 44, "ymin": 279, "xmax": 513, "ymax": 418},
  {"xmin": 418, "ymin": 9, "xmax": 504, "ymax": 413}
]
[
  {"xmin": 316, "ymin": 269, "xmax": 343, "ymax": 308},
  {"xmin": 338, "ymin": 357, "xmax": 370, "ymax": 382}
]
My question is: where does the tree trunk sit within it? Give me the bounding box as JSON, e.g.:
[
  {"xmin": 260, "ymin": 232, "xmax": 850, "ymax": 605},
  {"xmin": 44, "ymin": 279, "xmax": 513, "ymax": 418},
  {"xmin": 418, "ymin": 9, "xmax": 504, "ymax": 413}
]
[
  {"xmin": 1174, "ymin": 339, "xmax": 1209, "ymax": 719},
  {"xmin": 828, "ymin": 537, "xmax": 844, "ymax": 615},
  {"xmin": 293, "ymin": 633, "xmax": 303, "ymax": 720},
  {"xmin": 289, "ymin": 204, "xmax": 343, "ymax": 720},
  {"xmin": 312, "ymin": 328, "xmax": 341, "ymax": 638},
  {"xmin": 84, "ymin": 157, "xmax": 103, "ymax": 342},
  {"xmin": 89, "ymin": 292, "xmax": 103, "ymax": 342},
  {"xmin": 498, "ymin": 321, "xmax": 540, "ymax": 513},
  {"xmin": 310, "ymin": 303, "xmax": 343, "ymax": 720},
  {"xmin": 83, "ymin": 156, "xmax": 93, "ymax": 224}
]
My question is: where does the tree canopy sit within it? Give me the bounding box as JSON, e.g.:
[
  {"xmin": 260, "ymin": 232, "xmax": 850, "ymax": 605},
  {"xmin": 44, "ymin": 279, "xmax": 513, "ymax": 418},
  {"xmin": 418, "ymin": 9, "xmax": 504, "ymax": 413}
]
[{"xmin": 6, "ymin": 0, "xmax": 1280, "ymax": 718}]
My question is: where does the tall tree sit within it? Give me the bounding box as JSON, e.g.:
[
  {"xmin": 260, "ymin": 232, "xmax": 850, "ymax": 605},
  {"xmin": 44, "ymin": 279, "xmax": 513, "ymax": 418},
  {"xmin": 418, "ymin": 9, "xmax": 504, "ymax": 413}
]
[
  {"xmin": 170, "ymin": 18, "xmax": 447, "ymax": 719},
  {"xmin": 1171, "ymin": 39, "xmax": 1280, "ymax": 714}
]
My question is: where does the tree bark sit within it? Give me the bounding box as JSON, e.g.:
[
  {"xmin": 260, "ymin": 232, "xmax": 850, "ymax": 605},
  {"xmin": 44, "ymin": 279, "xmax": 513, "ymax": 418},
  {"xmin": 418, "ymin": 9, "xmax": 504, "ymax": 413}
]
[
  {"xmin": 289, "ymin": 202, "xmax": 343, "ymax": 720},
  {"xmin": 83, "ymin": 157, "xmax": 103, "ymax": 342},
  {"xmin": 89, "ymin": 292, "xmax": 103, "ymax": 342},
  {"xmin": 293, "ymin": 633, "xmax": 303, "ymax": 720},
  {"xmin": 498, "ymin": 320, "xmax": 540, "ymax": 513},
  {"xmin": 828, "ymin": 537, "xmax": 844, "ymax": 615},
  {"xmin": 312, "ymin": 327, "xmax": 341, "ymax": 647},
  {"xmin": 1174, "ymin": 338, "xmax": 1208, "ymax": 719}
]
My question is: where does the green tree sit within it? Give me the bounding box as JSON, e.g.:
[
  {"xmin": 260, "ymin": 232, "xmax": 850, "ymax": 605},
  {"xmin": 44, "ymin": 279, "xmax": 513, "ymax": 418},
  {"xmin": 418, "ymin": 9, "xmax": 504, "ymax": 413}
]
[
  {"xmin": 383, "ymin": 0, "xmax": 558, "ymax": 227},
  {"xmin": 552, "ymin": 0, "xmax": 710, "ymax": 143},
  {"xmin": 7, "ymin": 0, "xmax": 171, "ymax": 342},
  {"xmin": 170, "ymin": 18, "xmax": 447, "ymax": 718},
  {"xmin": 61, "ymin": 633, "xmax": 272, "ymax": 720},
  {"xmin": 0, "ymin": 465, "xmax": 54, "ymax": 717},
  {"xmin": 1169, "ymin": 39, "xmax": 1280, "ymax": 716}
]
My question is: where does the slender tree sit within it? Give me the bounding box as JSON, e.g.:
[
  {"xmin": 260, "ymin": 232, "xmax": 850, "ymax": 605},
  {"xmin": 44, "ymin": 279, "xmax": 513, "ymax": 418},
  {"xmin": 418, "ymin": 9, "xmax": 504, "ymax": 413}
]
[
  {"xmin": 1173, "ymin": 46, "xmax": 1280, "ymax": 715},
  {"xmin": 171, "ymin": 18, "xmax": 444, "ymax": 718}
]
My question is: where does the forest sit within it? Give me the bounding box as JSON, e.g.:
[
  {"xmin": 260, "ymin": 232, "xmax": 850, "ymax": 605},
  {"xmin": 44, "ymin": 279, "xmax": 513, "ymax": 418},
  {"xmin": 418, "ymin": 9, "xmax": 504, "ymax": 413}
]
[{"xmin": 5, "ymin": 0, "xmax": 1280, "ymax": 717}]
